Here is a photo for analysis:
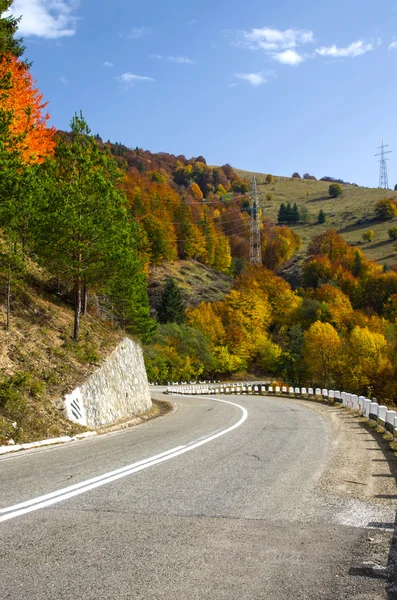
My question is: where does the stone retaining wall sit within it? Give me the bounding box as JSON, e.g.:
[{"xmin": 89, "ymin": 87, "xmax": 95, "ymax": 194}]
[{"xmin": 64, "ymin": 337, "xmax": 151, "ymax": 427}]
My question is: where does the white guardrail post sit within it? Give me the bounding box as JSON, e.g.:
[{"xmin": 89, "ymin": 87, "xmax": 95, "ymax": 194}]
[{"xmin": 163, "ymin": 383, "xmax": 397, "ymax": 438}]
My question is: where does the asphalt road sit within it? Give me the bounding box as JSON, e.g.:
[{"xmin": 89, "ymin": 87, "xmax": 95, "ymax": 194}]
[{"xmin": 0, "ymin": 391, "xmax": 396, "ymax": 599}]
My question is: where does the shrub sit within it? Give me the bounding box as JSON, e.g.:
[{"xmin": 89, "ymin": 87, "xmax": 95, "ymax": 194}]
[
  {"xmin": 318, "ymin": 209, "xmax": 326, "ymax": 224},
  {"xmin": 266, "ymin": 192, "xmax": 274, "ymax": 201},
  {"xmin": 362, "ymin": 230, "xmax": 374, "ymax": 242},
  {"xmin": 292, "ymin": 172, "xmax": 301, "ymax": 179},
  {"xmin": 266, "ymin": 174, "xmax": 274, "ymax": 184},
  {"xmin": 329, "ymin": 183, "xmax": 343, "ymax": 198},
  {"xmin": 299, "ymin": 205, "xmax": 310, "ymax": 223},
  {"xmin": 375, "ymin": 198, "xmax": 397, "ymax": 220},
  {"xmin": 388, "ymin": 227, "xmax": 397, "ymax": 240}
]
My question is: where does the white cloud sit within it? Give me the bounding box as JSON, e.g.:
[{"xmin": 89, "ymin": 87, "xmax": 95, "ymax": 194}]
[
  {"xmin": 389, "ymin": 40, "xmax": 397, "ymax": 50},
  {"xmin": 103, "ymin": 61, "xmax": 114, "ymax": 67},
  {"xmin": 234, "ymin": 72, "xmax": 266, "ymax": 86},
  {"xmin": 7, "ymin": 0, "xmax": 79, "ymax": 39},
  {"xmin": 127, "ymin": 27, "xmax": 152, "ymax": 39},
  {"xmin": 59, "ymin": 75, "xmax": 68, "ymax": 84},
  {"xmin": 272, "ymin": 49, "xmax": 304, "ymax": 65},
  {"xmin": 150, "ymin": 54, "xmax": 194, "ymax": 64},
  {"xmin": 316, "ymin": 40, "xmax": 373, "ymax": 58},
  {"xmin": 117, "ymin": 73, "xmax": 154, "ymax": 88},
  {"xmin": 236, "ymin": 27, "xmax": 314, "ymax": 51}
]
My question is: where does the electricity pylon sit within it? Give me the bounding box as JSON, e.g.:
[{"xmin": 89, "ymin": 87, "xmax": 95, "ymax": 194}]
[
  {"xmin": 376, "ymin": 140, "xmax": 392, "ymax": 189},
  {"xmin": 249, "ymin": 176, "xmax": 262, "ymax": 266}
]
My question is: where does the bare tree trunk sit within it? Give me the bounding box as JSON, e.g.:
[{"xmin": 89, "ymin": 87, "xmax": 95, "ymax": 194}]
[
  {"xmin": 80, "ymin": 282, "xmax": 88, "ymax": 316},
  {"xmin": 6, "ymin": 257, "xmax": 11, "ymax": 332},
  {"xmin": 73, "ymin": 272, "xmax": 81, "ymax": 341}
]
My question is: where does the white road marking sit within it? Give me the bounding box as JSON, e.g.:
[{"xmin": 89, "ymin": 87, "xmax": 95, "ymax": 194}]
[
  {"xmin": 0, "ymin": 396, "xmax": 247, "ymax": 523},
  {"xmin": 0, "ymin": 446, "xmax": 185, "ymax": 515}
]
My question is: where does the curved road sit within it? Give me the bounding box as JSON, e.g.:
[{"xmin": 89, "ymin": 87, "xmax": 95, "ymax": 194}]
[{"xmin": 0, "ymin": 390, "xmax": 396, "ymax": 599}]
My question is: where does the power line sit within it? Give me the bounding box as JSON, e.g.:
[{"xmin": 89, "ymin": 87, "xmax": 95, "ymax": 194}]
[
  {"xmin": 130, "ymin": 193, "xmax": 248, "ymax": 207},
  {"xmin": 375, "ymin": 139, "xmax": 392, "ymax": 189},
  {"xmin": 172, "ymin": 222, "xmax": 249, "ymax": 243},
  {"xmin": 167, "ymin": 214, "xmax": 250, "ymax": 227}
]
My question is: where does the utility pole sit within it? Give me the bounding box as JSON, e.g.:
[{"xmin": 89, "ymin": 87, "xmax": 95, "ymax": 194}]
[
  {"xmin": 375, "ymin": 140, "xmax": 392, "ymax": 189},
  {"xmin": 249, "ymin": 176, "xmax": 262, "ymax": 266}
]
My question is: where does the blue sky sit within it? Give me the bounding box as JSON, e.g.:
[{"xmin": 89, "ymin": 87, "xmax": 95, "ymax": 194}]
[{"xmin": 7, "ymin": 0, "xmax": 397, "ymax": 187}]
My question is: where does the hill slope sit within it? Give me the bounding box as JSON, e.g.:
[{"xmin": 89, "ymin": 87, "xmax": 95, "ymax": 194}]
[
  {"xmin": 0, "ymin": 260, "xmax": 124, "ymax": 445},
  {"xmin": 149, "ymin": 260, "xmax": 233, "ymax": 312},
  {"xmin": 235, "ymin": 169, "xmax": 397, "ymax": 268}
]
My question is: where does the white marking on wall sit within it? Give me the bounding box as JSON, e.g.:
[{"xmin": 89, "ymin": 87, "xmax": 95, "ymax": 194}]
[{"xmin": 65, "ymin": 388, "xmax": 87, "ymax": 426}]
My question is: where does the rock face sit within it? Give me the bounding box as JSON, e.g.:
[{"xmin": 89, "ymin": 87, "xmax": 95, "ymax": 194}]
[{"xmin": 64, "ymin": 338, "xmax": 151, "ymax": 427}]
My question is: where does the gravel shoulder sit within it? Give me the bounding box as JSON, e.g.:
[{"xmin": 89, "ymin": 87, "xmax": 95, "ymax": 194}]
[{"xmin": 278, "ymin": 397, "xmax": 397, "ymax": 599}]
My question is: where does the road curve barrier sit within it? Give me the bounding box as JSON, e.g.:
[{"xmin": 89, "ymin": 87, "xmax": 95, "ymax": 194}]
[{"xmin": 163, "ymin": 382, "xmax": 397, "ymax": 440}]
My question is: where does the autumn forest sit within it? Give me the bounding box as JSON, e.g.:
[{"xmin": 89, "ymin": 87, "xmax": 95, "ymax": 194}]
[{"xmin": 2, "ymin": 2, "xmax": 397, "ymax": 407}]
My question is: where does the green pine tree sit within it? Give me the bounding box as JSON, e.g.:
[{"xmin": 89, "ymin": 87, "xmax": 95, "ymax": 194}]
[
  {"xmin": 0, "ymin": 87, "xmax": 31, "ymax": 330},
  {"xmin": 0, "ymin": 1, "xmax": 26, "ymax": 59},
  {"xmin": 292, "ymin": 202, "xmax": 299, "ymax": 223},
  {"xmin": 277, "ymin": 203, "xmax": 286, "ymax": 224},
  {"xmin": 352, "ymin": 250, "xmax": 362, "ymax": 277},
  {"xmin": 318, "ymin": 209, "xmax": 326, "ymax": 224},
  {"xmin": 285, "ymin": 202, "xmax": 293, "ymax": 223},
  {"xmin": 104, "ymin": 223, "xmax": 157, "ymax": 343},
  {"xmin": 36, "ymin": 112, "xmax": 144, "ymax": 341},
  {"xmin": 157, "ymin": 278, "xmax": 186, "ymax": 324}
]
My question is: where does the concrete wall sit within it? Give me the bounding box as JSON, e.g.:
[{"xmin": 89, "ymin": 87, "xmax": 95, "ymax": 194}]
[{"xmin": 65, "ymin": 337, "xmax": 151, "ymax": 427}]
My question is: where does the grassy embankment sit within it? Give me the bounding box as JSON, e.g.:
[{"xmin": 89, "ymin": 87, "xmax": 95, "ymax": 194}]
[{"xmin": 0, "ymin": 257, "xmax": 124, "ymax": 445}]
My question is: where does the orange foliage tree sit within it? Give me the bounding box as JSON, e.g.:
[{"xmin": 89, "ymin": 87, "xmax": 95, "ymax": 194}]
[
  {"xmin": 0, "ymin": 54, "xmax": 55, "ymax": 163},
  {"xmin": 312, "ymin": 284, "xmax": 354, "ymax": 331},
  {"xmin": 261, "ymin": 222, "xmax": 301, "ymax": 270}
]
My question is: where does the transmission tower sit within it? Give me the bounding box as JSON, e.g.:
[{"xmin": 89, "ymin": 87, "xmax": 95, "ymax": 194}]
[
  {"xmin": 375, "ymin": 139, "xmax": 392, "ymax": 189},
  {"xmin": 249, "ymin": 176, "xmax": 262, "ymax": 266}
]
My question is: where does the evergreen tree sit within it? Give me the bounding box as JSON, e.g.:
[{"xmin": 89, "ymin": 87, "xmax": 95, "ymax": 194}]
[
  {"xmin": 277, "ymin": 203, "xmax": 286, "ymax": 224},
  {"xmin": 157, "ymin": 278, "xmax": 186, "ymax": 324},
  {"xmin": 0, "ymin": 83, "xmax": 30, "ymax": 330},
  {"xmin": 37, "ymin": 113, "xmax": 143, "ymax": 341},
  {"xmin": 352, "ymin": 250, "xmax": 362, "ymax": 277},
  {"xmin": 0, "ymin": 1, "xmax": 25, "ymax": 59},
  {"xmin": 285, "ymin": 202, "xmax": 293, "ymax": 223},
  {"xmin": 292, "ymin": 202, "xmax": 299, "ymax": 223},
  {"xmin": 318, "ymin": 209, "xmax": 326, "ymax": 224},
  {"xmin": 104, "ymin": 222, "xmax": 157, "ymax": 343}
]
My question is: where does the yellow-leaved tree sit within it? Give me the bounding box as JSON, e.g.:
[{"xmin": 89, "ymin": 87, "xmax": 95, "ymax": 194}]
[
  {"xmin": 343, "ymin": 326, "xmax": 395, "ymax": 399},
  {"xmin": 213, "ymin": 235, "xmax": 232, "ymax": 273},
  {"xmin": 303, "ymin": 321, "xmax": 342, "ymax": 386}
]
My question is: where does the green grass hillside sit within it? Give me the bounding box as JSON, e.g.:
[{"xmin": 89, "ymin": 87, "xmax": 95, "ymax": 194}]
[
  {"xmin": 149, "ymin": 260, "xmax": 233, "ymax": 311},
  {"xmin": 235, "ymin": 169, "xmax": 397, "ymax": 267}
]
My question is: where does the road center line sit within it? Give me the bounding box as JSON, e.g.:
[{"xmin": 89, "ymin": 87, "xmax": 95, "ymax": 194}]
[{"xmin": 0, "ymin": 396, "xmax": 247, "ymax": 523}]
